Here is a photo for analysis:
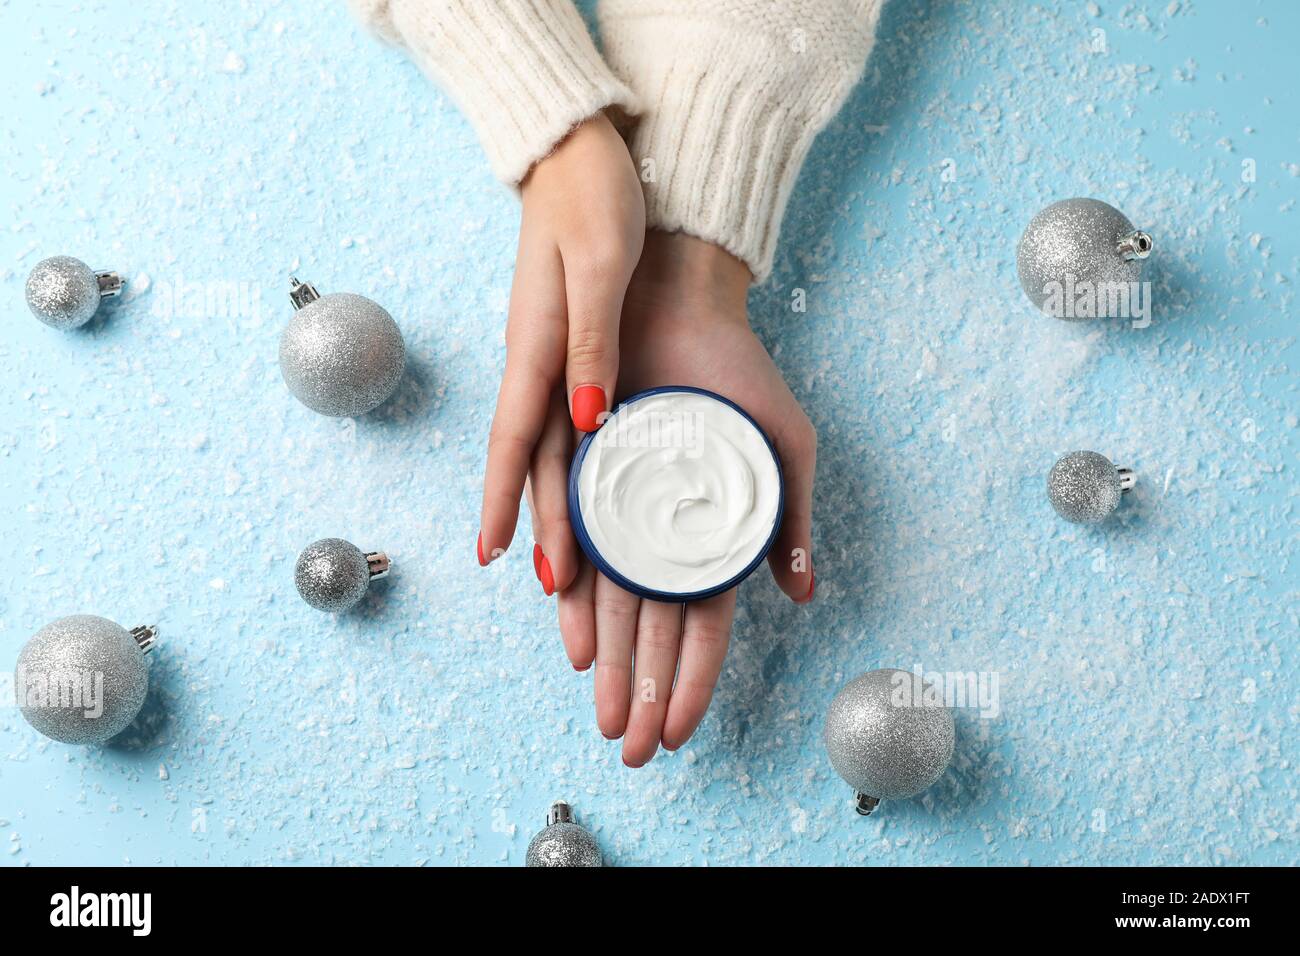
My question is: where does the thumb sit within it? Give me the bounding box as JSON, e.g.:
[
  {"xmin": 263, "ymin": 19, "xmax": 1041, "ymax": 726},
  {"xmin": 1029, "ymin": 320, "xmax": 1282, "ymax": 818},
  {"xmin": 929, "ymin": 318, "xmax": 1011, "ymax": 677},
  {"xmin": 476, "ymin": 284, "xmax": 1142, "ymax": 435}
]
[
  {"xmin": 767, "ymin": 412, "xmax": 817, "ymax": 604},
  {"xmin": 563, "ymin": 255, "xmax": 627, "ymax": 432}
]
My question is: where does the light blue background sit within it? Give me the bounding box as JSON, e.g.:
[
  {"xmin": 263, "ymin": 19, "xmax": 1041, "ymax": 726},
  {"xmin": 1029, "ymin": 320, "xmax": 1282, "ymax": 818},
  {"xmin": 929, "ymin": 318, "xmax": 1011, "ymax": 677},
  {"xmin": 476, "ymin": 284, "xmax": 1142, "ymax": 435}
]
[{"xmin": 1, "ymin": 0, "xmax": 1296, "ymax": 866}]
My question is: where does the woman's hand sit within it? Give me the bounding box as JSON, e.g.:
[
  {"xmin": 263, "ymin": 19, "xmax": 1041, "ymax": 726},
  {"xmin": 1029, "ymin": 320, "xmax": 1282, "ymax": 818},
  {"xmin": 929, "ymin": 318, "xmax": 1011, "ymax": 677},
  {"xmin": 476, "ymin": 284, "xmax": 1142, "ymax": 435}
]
[
  {"xmin": 558, "ymin": 232, "xmax": 818, "ymax": 767},
  {"xmin": 478, "ymin": 114, "xmax": 645, "ymax": 590}
]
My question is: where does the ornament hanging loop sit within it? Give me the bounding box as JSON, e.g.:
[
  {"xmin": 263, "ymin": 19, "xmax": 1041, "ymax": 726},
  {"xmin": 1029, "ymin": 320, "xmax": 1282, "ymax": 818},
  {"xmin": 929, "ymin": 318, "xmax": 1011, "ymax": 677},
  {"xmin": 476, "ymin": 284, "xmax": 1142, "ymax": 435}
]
[
  {"xmin": 131, "ymin": 625, "xmax": 159, "ymax": 655},
  {"xmin": 289, "ymin": 276, "xmax": 321, "ymax": 310},
  {"xmin": 855, "ymin": 793, "xmax": 880, "ymax": 816},
  {"xmin": 96, "ymin": 271, "xmax": 125, "ymax": 299},
  {"xmin": 1117, "ymin": 467, "xmax": 1136, "ymax": 493},
  {"xmin": 366, "ymin": 551, "xmax": 391, "ymax": 579},
  {"xmin": 1116, "ymin": 230, "xmax": 1153, "ymax": 261}
]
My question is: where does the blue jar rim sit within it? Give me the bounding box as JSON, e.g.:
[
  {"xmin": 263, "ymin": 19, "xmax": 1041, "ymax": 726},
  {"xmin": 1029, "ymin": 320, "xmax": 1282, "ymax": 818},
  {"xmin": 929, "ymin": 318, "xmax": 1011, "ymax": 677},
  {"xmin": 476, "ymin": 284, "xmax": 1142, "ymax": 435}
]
[{"xmin": 567, "ymin": 385, "xmax": 786, "ymax": 604}]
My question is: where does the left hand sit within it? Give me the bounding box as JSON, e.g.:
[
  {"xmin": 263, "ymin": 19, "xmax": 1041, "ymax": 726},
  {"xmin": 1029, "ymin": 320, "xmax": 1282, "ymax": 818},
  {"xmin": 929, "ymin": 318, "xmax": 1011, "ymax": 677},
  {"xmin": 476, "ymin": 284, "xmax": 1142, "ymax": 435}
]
[{"xmin": 542, "ymin": 232, "xmax": 818, "ymax": 767}]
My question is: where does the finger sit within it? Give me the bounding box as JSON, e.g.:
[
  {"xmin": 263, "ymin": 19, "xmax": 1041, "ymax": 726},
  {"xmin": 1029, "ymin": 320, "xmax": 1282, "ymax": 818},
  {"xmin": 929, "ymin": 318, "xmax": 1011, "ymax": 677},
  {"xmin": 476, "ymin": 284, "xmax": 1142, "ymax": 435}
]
[
  {"xmin": 557, "ymin": 559, "xmax": 597, "ymax": 671},
  {"xmin": 561, "ymin": 245, "xmax": 629, "ymax": 432},
  {"xmin": 479, "ymin": 233, "xmax": 566, "ymax": 565},
  {"xmin": 766, "ymin": 411, "xmax": 817, "ymax": 603},
  {"xmin": 622, "ymin": 599, "xmax": 683, "ymax": 768},
  {"xmin": 528, "ymin": 384, "xmax": 580, "ymax": 594},
  {"xmin": 593, "ymin": 573, "xmax": 638, "ymax": 740},
  {"xmin": 662, "ymin": 589, "xmax": 736, "ymax": 751}
]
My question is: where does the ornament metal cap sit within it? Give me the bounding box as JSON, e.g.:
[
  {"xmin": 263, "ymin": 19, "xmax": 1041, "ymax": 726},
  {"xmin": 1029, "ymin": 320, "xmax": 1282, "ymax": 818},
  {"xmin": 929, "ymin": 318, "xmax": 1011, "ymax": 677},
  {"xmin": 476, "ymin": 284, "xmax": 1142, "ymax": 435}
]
[
  {"xmin": 546, "ymin": 801, "xmax": 574, "ymax": 826},
  {"xmin": 855, "ymin": 793, "xmax": 881, "ymax": 816},
  {"xmin": 1116, "ymin": 230, "xmax": 1153, "ymax": 261},
  {"xmin": 1117, "ymin": 467, "xmax": 1136, "ymax": 492},
  {"xmin": 130, "ymin": 625, "xmax": 159, "ymax": 654},
  {"xmin": 366, "ymin": 551, "xmax": 391, "ymax": 579},
  {"xmin": 96, "ymin": 271, "xmax": 125, "ymax": 298},
  {"xmin": 288, "ymin": 276, "xmax": 320, "ymax": 310}
]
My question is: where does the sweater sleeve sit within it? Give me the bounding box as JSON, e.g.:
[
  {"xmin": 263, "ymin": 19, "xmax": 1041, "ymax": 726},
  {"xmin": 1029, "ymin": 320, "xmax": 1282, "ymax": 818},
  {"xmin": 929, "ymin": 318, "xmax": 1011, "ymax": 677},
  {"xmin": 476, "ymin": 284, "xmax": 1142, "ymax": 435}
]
[
  {"xmin": 598, "ymin": 0, "xmax": 884, "ymax": 280},
  {"xmin": 349, "ymin": 0, "xmax": 639, "ymax": 187}
]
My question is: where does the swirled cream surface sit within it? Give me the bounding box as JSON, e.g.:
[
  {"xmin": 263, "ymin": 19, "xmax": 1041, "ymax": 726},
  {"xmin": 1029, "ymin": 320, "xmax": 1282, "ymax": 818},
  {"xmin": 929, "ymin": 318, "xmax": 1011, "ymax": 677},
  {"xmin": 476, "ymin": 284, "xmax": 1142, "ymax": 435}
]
[{"xmin": 576, "ymin": 390, "xmax": 781, "ymax": 595}]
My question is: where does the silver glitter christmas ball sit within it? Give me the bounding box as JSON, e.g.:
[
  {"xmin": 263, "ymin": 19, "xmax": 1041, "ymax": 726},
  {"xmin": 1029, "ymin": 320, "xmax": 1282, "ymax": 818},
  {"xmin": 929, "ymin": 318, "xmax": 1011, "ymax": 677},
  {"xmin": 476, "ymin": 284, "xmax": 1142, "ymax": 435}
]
[
  {"xmin": 279, "ymin": 278, "xmax": 406, "ymax": 417},
  {"xmin": 1017, "ymin": 198, "xmax": 1152, "ymax": 319},
  {"xmin": 294, "ymin": 538, "xmax": 389, "ymax": 612},
  {"xmin": 1047, "ymin": 450, "xmax": 1134, "ymax": 523},
  {"xmin": 25, "ymin": 256, "xmax": 122, "ymax": 330},
  {"xmin": 526, "ymin": 802, "xmax": 602, "ymax": 867},
  {"xmin": 824, "ymin": 668, "xmax": 954, "ymax": 813},
  {"xmin": 14, "ymin": 615, "xmax": 154, "ymax": 745}
]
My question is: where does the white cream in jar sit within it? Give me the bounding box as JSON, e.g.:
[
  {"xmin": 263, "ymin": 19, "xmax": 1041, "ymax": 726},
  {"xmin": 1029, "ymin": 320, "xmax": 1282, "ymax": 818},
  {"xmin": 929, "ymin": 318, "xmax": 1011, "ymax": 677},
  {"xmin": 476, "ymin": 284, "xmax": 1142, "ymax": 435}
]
[{"xmin": 571, "ymin": 388, "xmax": 783, "ymax": 599}]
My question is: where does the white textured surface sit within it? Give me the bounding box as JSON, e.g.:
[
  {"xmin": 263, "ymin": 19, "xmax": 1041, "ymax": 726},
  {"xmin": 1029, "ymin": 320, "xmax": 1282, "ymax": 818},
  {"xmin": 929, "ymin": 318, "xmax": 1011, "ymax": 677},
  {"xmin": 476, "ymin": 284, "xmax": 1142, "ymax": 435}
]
[{"xmin": 576, "ymin": 390, "xmax": 781, "ymax": 595}]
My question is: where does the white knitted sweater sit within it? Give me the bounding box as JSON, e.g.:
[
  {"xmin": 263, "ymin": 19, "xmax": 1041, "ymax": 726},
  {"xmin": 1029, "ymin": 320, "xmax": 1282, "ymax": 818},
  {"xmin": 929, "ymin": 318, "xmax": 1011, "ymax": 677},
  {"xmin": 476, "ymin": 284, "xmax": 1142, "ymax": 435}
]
[{"xmin": 349, "ymin": 0, "xmax": 883, "ymax": 280}]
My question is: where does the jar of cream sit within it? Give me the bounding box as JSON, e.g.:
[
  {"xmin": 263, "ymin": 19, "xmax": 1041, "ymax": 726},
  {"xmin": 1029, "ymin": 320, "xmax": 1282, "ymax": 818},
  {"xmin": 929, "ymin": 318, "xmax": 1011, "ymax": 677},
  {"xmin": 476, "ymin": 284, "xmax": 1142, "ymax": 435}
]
[{"xmin": 568, "ymin": 386, "xmax": 784, "ymax": 602}]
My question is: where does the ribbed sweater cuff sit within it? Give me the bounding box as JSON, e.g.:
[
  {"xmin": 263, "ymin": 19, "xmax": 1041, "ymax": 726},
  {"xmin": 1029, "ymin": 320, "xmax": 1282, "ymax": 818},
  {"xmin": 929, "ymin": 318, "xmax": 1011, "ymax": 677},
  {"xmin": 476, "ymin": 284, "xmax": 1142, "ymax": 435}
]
[
  {"xmin": 600, "ymin": 1, "xmax": 883, "ymax": 281},
  {"xmin": 352, "ymin": 0, "xmax": 639, "ymax": 186}
]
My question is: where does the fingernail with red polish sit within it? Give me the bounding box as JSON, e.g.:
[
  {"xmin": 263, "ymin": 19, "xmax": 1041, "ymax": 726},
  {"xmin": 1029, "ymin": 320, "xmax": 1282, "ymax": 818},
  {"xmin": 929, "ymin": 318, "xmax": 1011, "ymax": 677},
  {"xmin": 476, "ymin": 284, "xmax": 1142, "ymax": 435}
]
[
  {"xmin": 532, "ymin": 542, "xmax": 543, "ymax": 581},
  {"xmin": 795, "ymin": 569, "xmax": 815, "ymax": 604},
  {"xmin": 476, "ymin": 531, "xmax": 488, "ymax": 567},
  {"xmin": 573, "ymin": 662, "xmax": 591, "ymax": 672},
  {"xmin": 538, "ymin": 552, "xmax": 555, "ymax": 596},
  {"xmin": 571, "ymin": 385, "xmax": 607, "ymax": 432}
]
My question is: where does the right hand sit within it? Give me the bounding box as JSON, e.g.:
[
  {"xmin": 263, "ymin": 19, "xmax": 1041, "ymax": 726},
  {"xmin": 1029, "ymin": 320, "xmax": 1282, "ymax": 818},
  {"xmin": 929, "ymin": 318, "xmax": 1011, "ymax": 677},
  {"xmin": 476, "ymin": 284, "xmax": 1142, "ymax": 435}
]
[
  {"xmin": 558, "ymin": 232, "xmax": 819, "ymax": 766},
  {"xmin": 478, "ymin": 113, "xmax": 645, "ymax": 602}
]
